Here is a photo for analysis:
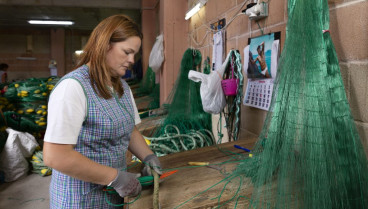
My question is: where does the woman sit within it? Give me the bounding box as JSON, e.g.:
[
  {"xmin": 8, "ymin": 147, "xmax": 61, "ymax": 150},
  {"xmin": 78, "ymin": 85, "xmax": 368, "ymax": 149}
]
[{"xmin": 43, "ymin": 15, "xmax": 161, "ymax": 208}]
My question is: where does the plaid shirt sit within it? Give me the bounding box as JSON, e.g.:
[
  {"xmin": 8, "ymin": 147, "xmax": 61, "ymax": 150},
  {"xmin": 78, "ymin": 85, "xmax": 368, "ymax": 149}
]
[{"xmin": 49, "ymin": 65, "xmax": 135, "ymax": 208}]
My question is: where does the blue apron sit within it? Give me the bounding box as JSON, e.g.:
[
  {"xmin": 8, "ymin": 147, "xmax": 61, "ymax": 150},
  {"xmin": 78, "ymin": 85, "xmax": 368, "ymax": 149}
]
[{"xmin": 49, "ymin": 65, "xmax": 135, "ymax": 208}]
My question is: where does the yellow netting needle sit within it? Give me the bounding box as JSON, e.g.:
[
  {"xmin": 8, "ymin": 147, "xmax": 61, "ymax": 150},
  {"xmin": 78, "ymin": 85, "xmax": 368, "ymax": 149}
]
[{"xmin": 188, "ymin": 162, "xmax": 209, "ymax": 166}]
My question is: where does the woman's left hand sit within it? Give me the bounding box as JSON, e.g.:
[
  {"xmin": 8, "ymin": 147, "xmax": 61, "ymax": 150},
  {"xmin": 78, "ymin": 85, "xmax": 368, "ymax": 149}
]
[{"xmin": 142, "ymin": 154, "xmax": 162, "ymax": 176}]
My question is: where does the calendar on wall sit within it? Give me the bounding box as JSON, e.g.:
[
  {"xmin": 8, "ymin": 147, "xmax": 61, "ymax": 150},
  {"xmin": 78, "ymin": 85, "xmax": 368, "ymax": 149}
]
[
  {"xmin": 242, "ymin": 32, "xmax": 281, "ymax": 111},
  {"xmin": 243, "ymin": 79, "xmax": 274, "ymax": 111}
]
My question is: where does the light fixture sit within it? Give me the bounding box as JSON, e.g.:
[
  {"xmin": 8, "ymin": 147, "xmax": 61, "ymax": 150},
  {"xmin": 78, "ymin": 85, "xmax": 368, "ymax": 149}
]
[
  {"xmin": 185, "ymin": 0, "xmax": 207, "ymax": 20},
  {"xmin": 28, "ymin": 20, "xmax": 74, "ymax": 25},
  {"xmin": 75, "ymin": 50, "xmax": 84, "ymax": 55}
]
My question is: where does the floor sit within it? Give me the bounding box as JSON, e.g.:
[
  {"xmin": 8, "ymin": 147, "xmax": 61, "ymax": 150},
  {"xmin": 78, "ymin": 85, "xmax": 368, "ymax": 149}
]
[{"xmin": 0, "ymin": 174, "xmax": 51, "ymax": 209}]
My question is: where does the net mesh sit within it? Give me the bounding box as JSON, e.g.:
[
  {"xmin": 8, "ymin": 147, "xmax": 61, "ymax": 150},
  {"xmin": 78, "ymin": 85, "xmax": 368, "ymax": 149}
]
[
  {"xmin": 132, "ymin": 66, "xmax": 156, "ymax": 98},
  {"xmin": 1, "ymin": 77, "xmax": 59, "ymax": 135},
  {"xmin": 235, "ymin": 0, "xmax": 368, "ymax": 208},
  {"xmin": 133, "ymin": 67, "xmax": 160, "ymax": 114},
  {"xmin": 146, "ymin": 49, "xmax": 214, "ymax": 156}
]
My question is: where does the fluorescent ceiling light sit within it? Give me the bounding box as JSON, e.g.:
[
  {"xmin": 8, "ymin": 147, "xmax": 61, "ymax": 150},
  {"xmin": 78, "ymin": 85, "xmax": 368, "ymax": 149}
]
[
  {"xmin": 28, "ymin": 20, "xmax": 74, "ymax": 25},
  {"xmin": 75, "ymin": 50, "xmax": 84, "ymax": 55},
  {"xmin": 185, "ymin": 3, "xmax": 202, "ymax": 20}
]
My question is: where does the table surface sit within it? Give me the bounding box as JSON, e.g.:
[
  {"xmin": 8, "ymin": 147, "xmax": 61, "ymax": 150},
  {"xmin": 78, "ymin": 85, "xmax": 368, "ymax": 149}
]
[{"xmin": 127, "ymin": 137, "xmax": 257, "ymax": 209}]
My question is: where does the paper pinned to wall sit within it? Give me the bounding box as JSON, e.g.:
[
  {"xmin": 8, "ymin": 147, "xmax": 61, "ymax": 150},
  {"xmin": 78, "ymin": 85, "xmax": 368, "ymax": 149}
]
[{"xmin": 212, "ymin": 30, "xmax": 223, "ymax": 71}]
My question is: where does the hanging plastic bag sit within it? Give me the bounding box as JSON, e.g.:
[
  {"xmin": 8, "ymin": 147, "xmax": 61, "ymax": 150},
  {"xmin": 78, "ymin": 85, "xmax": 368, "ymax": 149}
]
[
  {"xmin": 149, "ymin": 34, "xmax": 164, "ymax": 73},
  {"xmin": 188, "ymin": 53, "xmax": 231, "ymax": 114}
]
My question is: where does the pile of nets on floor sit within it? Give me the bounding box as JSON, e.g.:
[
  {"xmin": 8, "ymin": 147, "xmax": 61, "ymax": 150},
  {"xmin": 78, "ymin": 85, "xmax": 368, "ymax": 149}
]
[
  {"xmin": 145, "ymin": 49, "xmax": 214, "ymax": 156},
  {"xmin": 0, "ymin": 76, "xmax": 60, "ymax": 137},
  {"xmin": 0, "ymin": 77, "xmax": 60, "ymax": 177}
]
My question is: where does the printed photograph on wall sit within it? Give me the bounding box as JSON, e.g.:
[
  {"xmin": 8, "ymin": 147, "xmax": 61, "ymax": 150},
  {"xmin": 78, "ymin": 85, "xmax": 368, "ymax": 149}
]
[{"xmin": 247, "ymin": 32, "xmax": 280, "ymax": 79}]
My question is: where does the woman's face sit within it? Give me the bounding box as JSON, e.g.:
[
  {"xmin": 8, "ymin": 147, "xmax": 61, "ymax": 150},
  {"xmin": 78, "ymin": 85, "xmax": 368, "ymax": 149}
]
[{"xmin": 106, "ymin": 36, "xmax": 141, "ymax": 77}]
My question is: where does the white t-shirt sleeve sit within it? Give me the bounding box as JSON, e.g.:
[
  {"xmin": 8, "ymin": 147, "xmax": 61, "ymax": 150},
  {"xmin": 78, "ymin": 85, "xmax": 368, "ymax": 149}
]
[
  {"xmin": 44, "ymin": 79, "xmax": 86, "ymax": 144},
  {"xmin": 130, "ymin": 88, "xmax": 141, "ymax": 125},
  {"xmin": 44, "ymin": 79, "xmax": 141, "ymax": 144}
]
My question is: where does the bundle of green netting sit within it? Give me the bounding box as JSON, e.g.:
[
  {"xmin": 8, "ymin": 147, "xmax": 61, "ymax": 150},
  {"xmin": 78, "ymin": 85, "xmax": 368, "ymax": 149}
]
[
  {"xmin": 0, "ymin": 97, "xmax": 15, "ymax": 114},
  {"xmin": 1, "ymin": 77, "xmax": 60, "ymax": 134},
  {"xmin": 135, "ymin": 83, "xmax": 160, "ymax": 115},
  {"xmin": 232, "ymin": 0, "xmax": 368, "ymax": 208},
  {"xmin": 31, "ymin": 150, "xmax": 52, "ymax": 176},
  {"xmin": 145, "ymin": 49, "xmax": 214, "ymax": 156},
  {"xmin": 132, "ymin": 66, "xmax": 156, "ymax": 98},
  {"xmin": 132, "ymin": 66, "xmax": 160, "ymax": 115}
]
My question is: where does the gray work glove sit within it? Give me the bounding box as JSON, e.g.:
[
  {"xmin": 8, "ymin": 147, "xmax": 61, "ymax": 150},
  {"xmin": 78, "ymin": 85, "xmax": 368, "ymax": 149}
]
[
  {"xmin": 142, "ymin": 154, "xmax": 162, "ymax": 176},
  {"xmin": 109, "ymin": 170, "xmax": 142, "ymax": 198}
]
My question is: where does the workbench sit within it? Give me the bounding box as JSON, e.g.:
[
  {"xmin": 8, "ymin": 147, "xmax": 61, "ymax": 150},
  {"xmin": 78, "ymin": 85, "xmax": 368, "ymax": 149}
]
[{"xmin": 127, "ymin": 137, "xmax": 257, "ymax": 209}]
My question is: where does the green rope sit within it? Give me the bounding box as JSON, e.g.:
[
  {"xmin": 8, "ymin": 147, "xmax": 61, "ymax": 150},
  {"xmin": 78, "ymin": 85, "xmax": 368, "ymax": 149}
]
[
  {"xmin": 232, "ymin": 50, "xmax": 244, "ymax": 140},
  {"xmin": 173, "ymin": 174, "xmax": 234, "ymax": 209},
  {"xmin": 150, "ymin": 49, "xmax": 214, "ymax": 156},
  {"xmin": 221, "ymin": 50, "xmax": 243, "ymax": 141},
  {"xmin": 145, "ymin": 125, "xmax": 214, "ymax": 157}
]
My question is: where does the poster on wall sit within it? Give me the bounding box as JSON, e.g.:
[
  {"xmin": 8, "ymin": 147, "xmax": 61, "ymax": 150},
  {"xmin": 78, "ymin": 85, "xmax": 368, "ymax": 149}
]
[{"xmin": 243, "ymin": 32, "xmax": 281, "ymax": 111}]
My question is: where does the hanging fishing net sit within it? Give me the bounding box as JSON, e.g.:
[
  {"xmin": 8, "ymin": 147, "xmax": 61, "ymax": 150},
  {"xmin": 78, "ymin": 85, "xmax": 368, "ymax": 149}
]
[
  {"xmin": 134, "ymin": 84, "xmax": 160, "ymax": 112},
  {"xmin": 145, "ymin": 49, "xmax": 214, "ymax": 156},
  {"xmin": 132, "ymin": 66, "xmax": 160, "ymax": 117},
  {"xmin": 132, "ymin": 66, "xmax": 156, "ymax": 98},
  {"xmin": 232, "ymin": 0, "xmax": 368, "ymax": 208}
]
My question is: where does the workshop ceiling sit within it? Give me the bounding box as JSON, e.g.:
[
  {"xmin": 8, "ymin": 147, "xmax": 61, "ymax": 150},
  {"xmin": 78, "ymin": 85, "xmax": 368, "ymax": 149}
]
[{"xmin": 0, "ymin": 0, "xmax": 142, "ymax": 31}]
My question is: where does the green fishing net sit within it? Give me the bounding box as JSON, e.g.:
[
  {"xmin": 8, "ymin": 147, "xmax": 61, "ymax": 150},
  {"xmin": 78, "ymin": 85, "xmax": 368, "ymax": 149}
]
[
  {"xmin": 234, "ymin": 0, "xmax": 368, "ymax": 208},
  {"xmin": 203, "ymin": 56, "xmax": 211, "ymax": 74},
  {"xmin": 135, "ymin": 83, "xmax": 160, "ymax": 113},
  {"xmin": 31, "ymin": 150, "xmax": 52, "ymax": 176},
  {"xmin": 132, "ymin": 66, "xmax": 160, "ymax": 116},
  {"xmin": 145, "ymin": 49, "xmax": 214, "ymax": 156},
  {"xmin": 1, "ymin": 77, "xmax": 59, "ymax": 134},
  {"xmin": 132, "ymin": 67, "xmax": 156, "ymax": 98}
]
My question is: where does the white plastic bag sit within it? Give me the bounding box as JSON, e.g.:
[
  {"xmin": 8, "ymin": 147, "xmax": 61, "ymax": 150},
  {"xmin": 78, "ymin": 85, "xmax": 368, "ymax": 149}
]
[
  {"xmin": 188, "ymin": 53, "xmax": 231, "ymax": 114},
  {"xmin": 149, "ymin": 34, "xmax": 164, "ymax": 73},
  {"xmin": 0, "ymin": 128, "xmax": 39, "ymax": 182}
]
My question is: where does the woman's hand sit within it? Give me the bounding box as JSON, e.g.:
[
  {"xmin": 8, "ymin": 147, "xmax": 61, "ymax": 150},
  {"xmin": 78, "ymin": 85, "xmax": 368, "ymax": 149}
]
[
  {"xmin": 142, "ymin": 154, "xmax": 162, "ymax": 176},
  {"xmin": 109, "ymin": 170, "xmax": 142, "ymax": 197}
]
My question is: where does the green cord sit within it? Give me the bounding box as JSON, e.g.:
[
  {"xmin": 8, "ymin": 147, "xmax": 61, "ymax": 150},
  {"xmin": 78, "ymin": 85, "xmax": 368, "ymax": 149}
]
[
  {"xmin": 233, "ymin": 195, "xmax": 250, "ymax": 209},
  {"xmin": 145, "ymin": 125, "xmax": 214, "ymax": 157},
  {"xmin": 213, "ymin": 174, "xmax": 243, "ymax": 209},
  {"xmin": 256, "ymin": 21, "xmax": 264, "ymax": 35},
  {"xmin": 104, "ymin": 146, "xmax": 251, "ymax": 208},
  {"xmin": 173, "ymin": 174, "xmax": 234, "ymax": 209}
]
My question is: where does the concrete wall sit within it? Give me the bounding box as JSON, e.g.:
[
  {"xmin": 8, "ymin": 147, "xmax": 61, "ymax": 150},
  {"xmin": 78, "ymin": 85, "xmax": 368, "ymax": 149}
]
[
  {"xmin": 0, "ymin": 27, "xmax": 91, "ymax": 81},
  {"xmin": 141, "ymin": 0, "xmax": 160, "ymax": 75},
  {"xmin": 328, "ymin": 0, "xmax": 368, "ymax": 154},
  {"xmin": 0, "ymin": 28, "xmax": 50, "ymax": 81},
  {"xmin": 159, "ymin": 0, "xmax": 188, "ymax": 104},
  {"xmin": 187, "ymin": 0, "xmax": 368, "ymax": 151}
]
